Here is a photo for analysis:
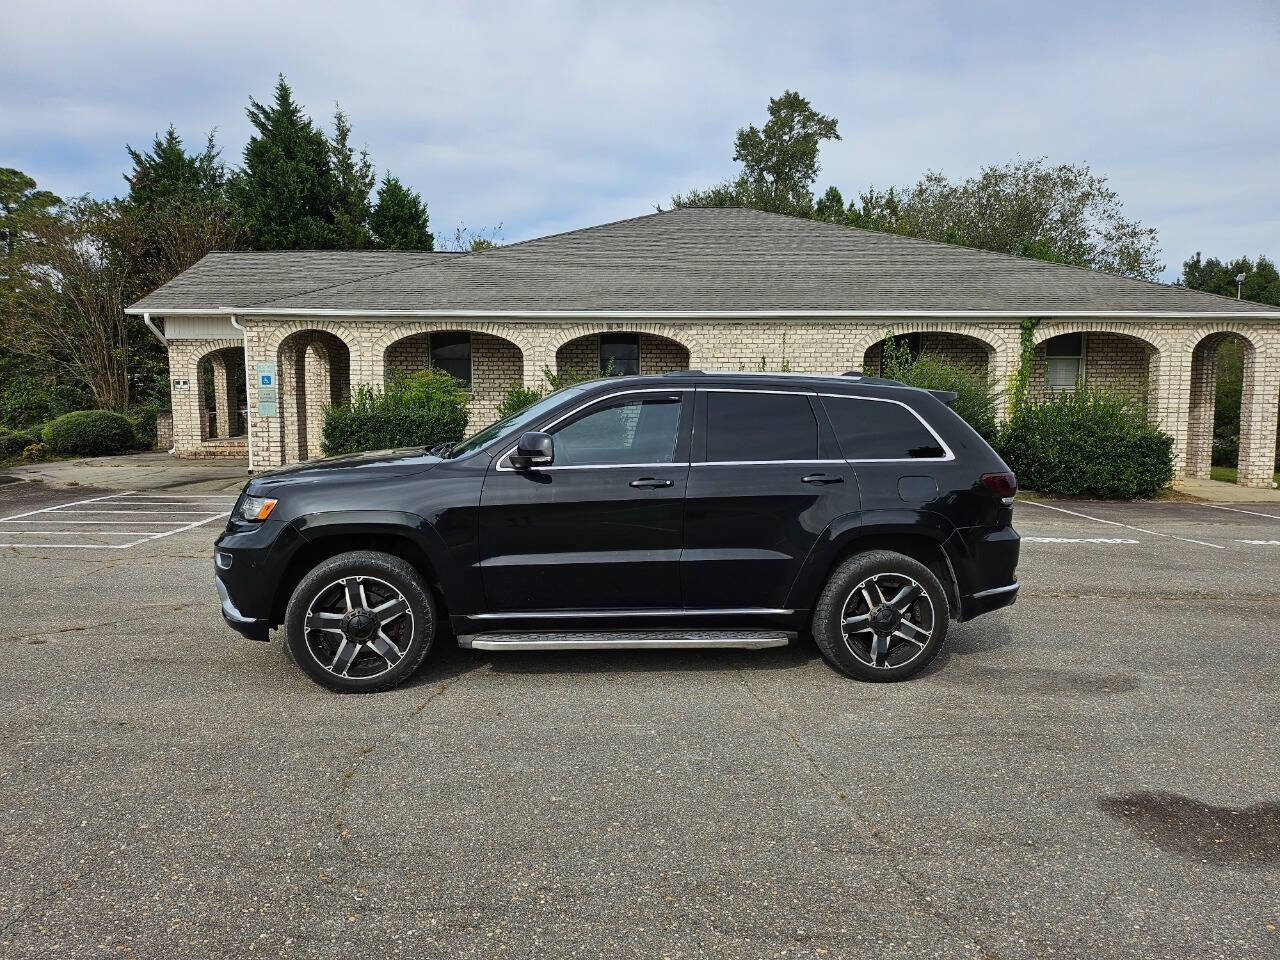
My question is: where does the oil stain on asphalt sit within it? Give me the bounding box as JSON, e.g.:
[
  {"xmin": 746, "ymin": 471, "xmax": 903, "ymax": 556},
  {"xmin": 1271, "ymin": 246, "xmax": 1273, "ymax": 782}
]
[{"xmin": 1099, "ymin": 791, "xmax": 1280, "ymax": 869}]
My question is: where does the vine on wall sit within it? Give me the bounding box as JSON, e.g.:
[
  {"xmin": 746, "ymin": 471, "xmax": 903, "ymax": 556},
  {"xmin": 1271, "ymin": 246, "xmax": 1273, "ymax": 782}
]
[{"xmin": 1008, "ymin": 317, "xmax": 1041, "ymax": 417}]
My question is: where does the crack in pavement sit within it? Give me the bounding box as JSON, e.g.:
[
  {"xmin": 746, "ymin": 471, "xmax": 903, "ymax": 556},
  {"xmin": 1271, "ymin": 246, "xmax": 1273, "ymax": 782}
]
[
  {"xmin": 735, "ymin": 662, "xmax": 995, "ymax": 959},
  {"xmin": 0, "ymin": 604, "xmax": 192, "ymax": 644},
  {"xmin": 323, "ymin": 677, "xmax": 465, "ymax": 895}
]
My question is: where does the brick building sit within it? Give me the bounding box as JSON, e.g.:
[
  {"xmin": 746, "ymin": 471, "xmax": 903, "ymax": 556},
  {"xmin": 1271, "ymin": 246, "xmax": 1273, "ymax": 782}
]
[{"xmin": 127, "ymin": 207, "xmax": 1280, "ymax": 486}]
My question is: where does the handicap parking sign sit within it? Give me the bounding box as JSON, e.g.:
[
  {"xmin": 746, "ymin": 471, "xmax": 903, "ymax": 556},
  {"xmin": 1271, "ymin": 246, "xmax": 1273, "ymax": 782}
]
[{"xmin": 260, "ymin": 374, "xmax": 273, "ymax": 386}]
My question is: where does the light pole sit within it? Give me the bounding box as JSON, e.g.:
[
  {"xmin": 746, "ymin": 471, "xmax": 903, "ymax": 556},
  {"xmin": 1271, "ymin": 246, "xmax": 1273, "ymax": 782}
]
[{"xmin": 1236, "ymin": 272, "xmax": 1246, "ymax": 300}]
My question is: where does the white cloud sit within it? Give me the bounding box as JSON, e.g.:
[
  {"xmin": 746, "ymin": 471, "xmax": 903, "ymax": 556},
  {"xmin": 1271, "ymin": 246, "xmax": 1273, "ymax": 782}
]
[{"xmin": 2, "ymin": 0, "xmax": 1277, "ymax": 278}]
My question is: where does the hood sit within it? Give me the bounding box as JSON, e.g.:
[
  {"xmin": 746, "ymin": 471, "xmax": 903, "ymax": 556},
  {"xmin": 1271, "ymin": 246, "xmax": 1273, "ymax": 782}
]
[{"xmin": 249, "ymin": 448, "xmax": 442, "ymax": 492}]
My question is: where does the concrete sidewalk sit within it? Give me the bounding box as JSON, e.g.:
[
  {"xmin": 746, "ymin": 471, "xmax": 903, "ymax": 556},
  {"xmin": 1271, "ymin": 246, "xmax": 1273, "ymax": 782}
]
[
  {"xmin": 1174, "ymin": 475, "xmax": 1280, "ymax": 503},
  {"xmin": 0, "ymin": 452, "xmax": 249, "ymax": 494}
]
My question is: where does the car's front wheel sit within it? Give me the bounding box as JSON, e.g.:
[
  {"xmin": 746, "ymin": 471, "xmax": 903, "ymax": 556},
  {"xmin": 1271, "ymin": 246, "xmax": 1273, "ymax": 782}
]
[
  {"xmin": 284, "ymin": 550, "xmax": 436, "ymax": 693},
  {"xmin": 811, "ymin": 549, "xmax": 949, "ymax": 681}
]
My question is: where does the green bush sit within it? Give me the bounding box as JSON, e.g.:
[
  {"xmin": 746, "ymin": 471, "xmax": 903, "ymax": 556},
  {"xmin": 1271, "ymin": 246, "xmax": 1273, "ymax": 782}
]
[
  {"xmin": 881, "ymin": 336, "xmax": 1000, "ymax": 442},
  {"xmin": 497, "ymin": 385, "xmax": 543, "ymax": 420},
  {"xmin": 321, "ymin": 369, "xmax": 470, "ymax": 457},
  {"xmin": 999, "ymin": 388, "xmax": 1174, "ymax": 498},
  {"xmin": 42, "ymin": 410, "xmax": 136, "ymax": 457},
  {"xmin": 1, "ymin": 426, "xmax": 44, "ymax": 459},
  {"xmin": 125, "ymin": 402, "xmax": 169, "ymax": 450}
]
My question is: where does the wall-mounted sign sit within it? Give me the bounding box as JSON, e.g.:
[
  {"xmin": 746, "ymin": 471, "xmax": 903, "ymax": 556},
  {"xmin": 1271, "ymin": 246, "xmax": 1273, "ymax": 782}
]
[
  {"xmin": 172, "ymin": 378, "xmax": 190, "ymax": 391},
  {"xmin": 254, "ymin": 362, "xmax": 279, "ymax": 417}
]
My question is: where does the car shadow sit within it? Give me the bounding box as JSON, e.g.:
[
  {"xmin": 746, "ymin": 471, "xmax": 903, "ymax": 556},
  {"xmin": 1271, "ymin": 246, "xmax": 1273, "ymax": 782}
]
[{"xmin": 418, "ymin": 632, "xmax": 823, "ymax": 679}]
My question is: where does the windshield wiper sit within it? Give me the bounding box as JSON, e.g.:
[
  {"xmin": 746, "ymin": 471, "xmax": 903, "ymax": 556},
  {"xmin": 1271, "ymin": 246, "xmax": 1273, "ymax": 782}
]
[{"xmin": 427, "ymin": 442, "xmax": 453, "ymax": 457}]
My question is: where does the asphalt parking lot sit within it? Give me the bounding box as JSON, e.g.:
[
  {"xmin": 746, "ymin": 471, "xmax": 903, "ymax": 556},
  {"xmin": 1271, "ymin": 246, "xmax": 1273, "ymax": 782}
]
[{"xmin": 0, "ymin": 479, "xmax": 1277, "ymax": 958}]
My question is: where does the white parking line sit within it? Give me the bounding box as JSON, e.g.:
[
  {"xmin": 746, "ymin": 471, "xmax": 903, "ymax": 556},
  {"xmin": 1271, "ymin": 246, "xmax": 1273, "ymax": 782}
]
[
  {"xmin": 1237, "ymin": 539, "xmax": 1280, "ymax": 546},
  {"xmin": 0, "ymin": 492, "xmax": 128, "ymax": 522},
  {"xmin": 0, "ymin": 490, "xmax": 232, "ymax": 550},
  {"xmin": 1018, "ymin": 500, "xmax": 1225, "ymax": 549},
  {"xmin": 1201, "ymin": 504, "xmax": 1280, "ymax": 522},
  {"xmin": 1022, "ymin": 536, "xmax": 1140, "ymax": 544}
]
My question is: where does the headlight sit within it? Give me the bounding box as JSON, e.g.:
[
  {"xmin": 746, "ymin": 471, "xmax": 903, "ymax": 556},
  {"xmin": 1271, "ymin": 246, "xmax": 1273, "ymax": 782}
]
[{"xmin": 237, "ymin": 496, "xmax": 278, "ymax": 522}]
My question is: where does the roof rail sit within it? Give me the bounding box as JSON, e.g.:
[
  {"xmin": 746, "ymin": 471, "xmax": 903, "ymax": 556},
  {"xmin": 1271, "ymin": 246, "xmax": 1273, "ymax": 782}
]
[{"xmin": 841, "ymin": 369, "xmax": 863, "ymax": 378}]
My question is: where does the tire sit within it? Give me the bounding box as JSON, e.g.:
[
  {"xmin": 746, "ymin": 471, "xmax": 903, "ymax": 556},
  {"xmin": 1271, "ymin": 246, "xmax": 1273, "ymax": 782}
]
[
  {"xmin": 284, "ymin": 550, "xmax": 436, "ymax": 693},
  {"xmin": 811, "ymin": 549, "xmax": 949, "ymax": 682}
]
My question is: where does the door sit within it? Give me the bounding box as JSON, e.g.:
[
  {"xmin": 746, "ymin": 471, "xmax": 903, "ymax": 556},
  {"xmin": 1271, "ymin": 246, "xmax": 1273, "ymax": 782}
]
[
  {"xmin": 681, "ymin": 389, "xmax": 856, "ymax": 609},
  {"xmin": 479, "ymin": 389, "xmax": 691, "ymax": 611}
]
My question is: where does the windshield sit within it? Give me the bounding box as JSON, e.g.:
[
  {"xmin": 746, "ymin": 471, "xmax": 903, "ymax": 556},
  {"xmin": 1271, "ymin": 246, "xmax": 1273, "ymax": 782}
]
[{"xmin": 446, "ymin": 385, "xmax": 590, "ymax": 459}]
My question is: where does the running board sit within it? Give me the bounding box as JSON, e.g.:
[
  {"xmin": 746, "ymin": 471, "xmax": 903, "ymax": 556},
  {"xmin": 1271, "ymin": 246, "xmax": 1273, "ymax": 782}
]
[{"xmin": 459, "ymin": 630, "xmax": 794, "ymax": 651}]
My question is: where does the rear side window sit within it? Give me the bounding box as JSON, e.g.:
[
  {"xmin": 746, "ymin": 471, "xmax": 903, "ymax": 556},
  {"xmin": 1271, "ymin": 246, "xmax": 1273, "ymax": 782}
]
[
  {"xmin": 705, "ymin": 391, "xmax": 818, "ymax": 462},
  {"xmin": 822, "ymin": 396, "xmax": 946, "ymax": 460}
]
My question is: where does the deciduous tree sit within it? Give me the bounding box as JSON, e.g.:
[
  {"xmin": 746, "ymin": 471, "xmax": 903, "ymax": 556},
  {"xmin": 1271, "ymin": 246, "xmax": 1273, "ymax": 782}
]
[{"xmin": 673, "ymin": 90, "xmax": 840, "ymax": 217}]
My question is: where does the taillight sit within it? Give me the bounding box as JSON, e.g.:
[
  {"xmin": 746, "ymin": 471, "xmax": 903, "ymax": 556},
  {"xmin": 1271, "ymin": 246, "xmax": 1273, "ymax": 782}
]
[{"xmin": 981, "ymin": 471, "xmax": 1017, "ymax": 502}]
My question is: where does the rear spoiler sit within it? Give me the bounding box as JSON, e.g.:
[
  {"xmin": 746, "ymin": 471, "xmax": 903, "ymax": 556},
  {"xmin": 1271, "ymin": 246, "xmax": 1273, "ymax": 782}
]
[{"xmin": 928, "ymin": 389, "xmax": 960, "ymax": 404}]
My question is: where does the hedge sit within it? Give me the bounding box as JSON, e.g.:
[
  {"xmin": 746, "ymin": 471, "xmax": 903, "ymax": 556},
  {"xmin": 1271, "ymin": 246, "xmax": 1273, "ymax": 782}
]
[
  {"xmin": 322, "ymin": 370, "xmax": 470, "ymax": 457},
  {"xmin": 42, "ymin": 410, "xmax": 137, "ymax": 457},
  {"xmin": 999, "ymin": 388, "xmax": 1174, "ymax": 498},
  {"xmin": 0, "ymin": 425, "xmax": 44, "ymax": 459}
]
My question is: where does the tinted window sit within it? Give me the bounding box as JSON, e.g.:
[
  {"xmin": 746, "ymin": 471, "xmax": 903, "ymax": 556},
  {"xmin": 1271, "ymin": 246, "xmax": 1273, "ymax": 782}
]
[
  {"xmin": 599, "ymin": 333, "xmax": 640, "ymax": 375},
  {"xmin": 551, "ymin": 393, "xmax": 683, "ymax": 466},
  {"xmin": 431, "ymin": 332, "xmax": 471, "ymax": 387},
  {"xmin": 822, "ymin": 396, "xmax": 945, "ymax": 460},
  {"xmin": 705, "ymin": 391, "xmax": 817, "ymax": 462}
]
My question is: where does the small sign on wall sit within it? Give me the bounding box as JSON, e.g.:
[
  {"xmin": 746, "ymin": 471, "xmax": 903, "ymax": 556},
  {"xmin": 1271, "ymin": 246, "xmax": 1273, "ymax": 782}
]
[
  {"xmin": 254, "ymin": 362, "xmax": 279, "ymax": 417},
  {"xmin": 172, "ymin": 378, "xmax": 190, "ymax": 391}
]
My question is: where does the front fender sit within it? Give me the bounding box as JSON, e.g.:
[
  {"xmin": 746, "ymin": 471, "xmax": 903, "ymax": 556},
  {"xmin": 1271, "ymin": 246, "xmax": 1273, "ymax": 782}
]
[{"xmin": 294, "ymin": 510, "xmax": 473, "ymax": 609}]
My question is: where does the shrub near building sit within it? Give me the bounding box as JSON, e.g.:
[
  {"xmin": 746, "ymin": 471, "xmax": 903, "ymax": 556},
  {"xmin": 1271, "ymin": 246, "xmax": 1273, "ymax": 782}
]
[
  {"xmin": 322, "ymin": 370, "xmax": 469, "ymax": 457},
  {"xmin": 42, "ymin": 410, "xmax": 137, "ymax": 457},
  {"xmin": 1000, "ymin": 388, "xmax": 1174, "ymax": 499}
]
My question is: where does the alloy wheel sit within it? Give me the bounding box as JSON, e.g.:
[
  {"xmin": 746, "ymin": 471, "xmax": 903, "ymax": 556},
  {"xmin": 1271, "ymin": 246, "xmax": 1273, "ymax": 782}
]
[
  {"xmin": 839, "ymin": 572, "xmax": 936, "ymax": 670},
  {"xmin": 303, "ymin": 575, "xmax": 415, "ymax": 680}
]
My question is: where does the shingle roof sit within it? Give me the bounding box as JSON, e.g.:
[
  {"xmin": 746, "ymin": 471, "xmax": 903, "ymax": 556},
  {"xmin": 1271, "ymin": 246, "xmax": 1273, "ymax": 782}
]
[
  {"xmin": 128, "ymin": 250, "xmax": 455, "ymax": 312},
  {"xmin": 127, "ymin": 208, "xmax": 1278, "ymax": 316}
]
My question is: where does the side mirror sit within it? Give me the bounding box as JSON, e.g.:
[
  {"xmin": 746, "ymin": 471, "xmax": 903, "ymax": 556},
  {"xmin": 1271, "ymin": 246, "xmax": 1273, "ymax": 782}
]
[{"xmin": 509, "ymin": 431, "xmax": 553, "ymax": 470}]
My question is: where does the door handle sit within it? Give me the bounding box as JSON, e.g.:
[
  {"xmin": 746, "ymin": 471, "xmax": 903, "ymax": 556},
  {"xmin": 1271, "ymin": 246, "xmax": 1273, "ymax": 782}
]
[
  {"xmin": 630, "ymin": 477, "xmax": 674, "ymax": 488},
  {"xmin": 801, "ymin": 473, "xmax": 844, "ymax": 485}
]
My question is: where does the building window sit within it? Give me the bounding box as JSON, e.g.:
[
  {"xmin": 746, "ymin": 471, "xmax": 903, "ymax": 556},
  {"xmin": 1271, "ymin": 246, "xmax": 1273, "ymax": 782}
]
[
  {"xmin": 431, "ymin": 332, "xmax": 472, "ymax": 387},
  {"xmin": 599, "ymin": 333, "xmax": 640, "ymax": 376},
  {"xmin": 1044, "ymin": 333, "xmax": 1085, "ymax": 391}
]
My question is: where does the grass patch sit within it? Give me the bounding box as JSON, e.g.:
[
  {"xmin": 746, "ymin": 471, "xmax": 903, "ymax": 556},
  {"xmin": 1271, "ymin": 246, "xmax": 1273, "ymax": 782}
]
[{"xmin": 1210, "ymin": 465, "xmax": 1280, "ymax": 485}]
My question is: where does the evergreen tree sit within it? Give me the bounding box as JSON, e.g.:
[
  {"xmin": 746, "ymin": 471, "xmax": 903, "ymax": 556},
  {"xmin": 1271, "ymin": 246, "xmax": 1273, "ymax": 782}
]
[
  {"xmin": 124, "ymin": 126, "xmax": 225, "ymax": 213},
  {"xmin": 228, "ymin": 76, "xmax": 338, "ymax": 249},
  {"xmin": 328, "ymin": 106, "xmax": 375, "ymax": 248},
  {"xmin": 370, "ymin": 175, "xmax": 433, "ymax": 250}
]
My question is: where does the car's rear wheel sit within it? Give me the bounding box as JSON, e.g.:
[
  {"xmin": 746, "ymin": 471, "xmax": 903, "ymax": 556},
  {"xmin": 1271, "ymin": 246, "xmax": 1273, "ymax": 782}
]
[
  {"xmin": 811, "ymin": 549, "xmax": 949, "ymax": 681},
  {"xmin": 284, "ymin": 550, "xmax": 435, "ymax": 693}
]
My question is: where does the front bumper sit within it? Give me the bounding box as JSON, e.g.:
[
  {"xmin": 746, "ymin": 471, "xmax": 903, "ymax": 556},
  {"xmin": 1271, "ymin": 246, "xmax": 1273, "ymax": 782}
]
[{"xmin": 216, "ymin": 573, "xmax": 270, "ymax": 642}]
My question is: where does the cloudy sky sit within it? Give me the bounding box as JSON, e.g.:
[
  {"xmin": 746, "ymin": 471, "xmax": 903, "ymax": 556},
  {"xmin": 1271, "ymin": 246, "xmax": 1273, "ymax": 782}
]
[{"xmin": 3, "ymin": 0, "xmax": 1277, "ymax": 280}]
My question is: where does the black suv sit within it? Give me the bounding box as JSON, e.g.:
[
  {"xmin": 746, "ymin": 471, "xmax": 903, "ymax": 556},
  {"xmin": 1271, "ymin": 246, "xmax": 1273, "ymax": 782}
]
[{"xmin": 215, "ymin": 372, "xmax": 1019, "ymax": 692}]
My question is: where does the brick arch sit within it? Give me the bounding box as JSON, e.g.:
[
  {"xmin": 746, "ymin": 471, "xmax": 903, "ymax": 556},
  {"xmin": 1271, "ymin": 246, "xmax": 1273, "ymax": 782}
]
[
  {"xmin": 1032, "ymin": 321, "xmax": 1172, "ymax": 357},
  {"xmin": 545, "ymin": 321, "xmax": 694, "ymax": 355},
  {"xmin": 275, "ymin": 328, "xmax": 353, "ymax": 463},
  {"xmin": 858, "ymin": 322, "xmax": 1011, "ymax": 359},
  {"xmin": 262, "ymin": 319, "xmax": 362, "ymax": 353},
  {"xmin": 379, "ymin": 324, "xmax": 528, "ymax": 428},
  {"xmin": 1186, "ymin": 323, "xmax": 1278, "ymax": 487},
  {"xmin": 554, "ymin": 328, "xmax": 691, "ymax": 378},
  {"xmin": 860, "ymin": 328, "xmax": 1001, "ymax": 381},
  {"xmin": 372, "ymin": 320, "xmax": 535, "ymax": 357},
  {"xmin": 1185, "ymin": 321, "xmax": 1271, "ymax": 355}
]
